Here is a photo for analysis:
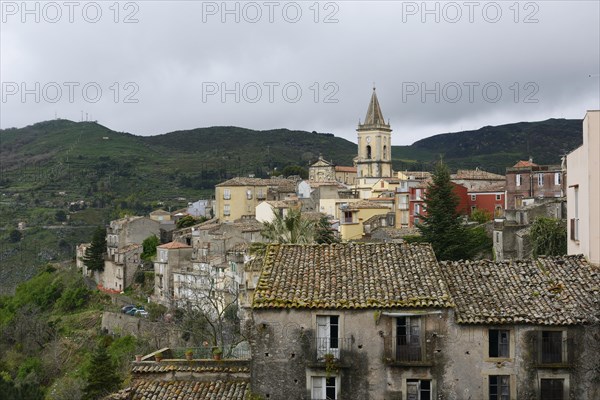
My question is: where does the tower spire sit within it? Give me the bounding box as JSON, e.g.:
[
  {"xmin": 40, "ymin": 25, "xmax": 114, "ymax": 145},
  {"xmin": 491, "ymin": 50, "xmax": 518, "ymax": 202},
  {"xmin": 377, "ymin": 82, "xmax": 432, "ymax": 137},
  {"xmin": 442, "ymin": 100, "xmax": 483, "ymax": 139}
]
[{"xmin": 361, "ymin": 87, "xmax": 388, "ymax": 128}]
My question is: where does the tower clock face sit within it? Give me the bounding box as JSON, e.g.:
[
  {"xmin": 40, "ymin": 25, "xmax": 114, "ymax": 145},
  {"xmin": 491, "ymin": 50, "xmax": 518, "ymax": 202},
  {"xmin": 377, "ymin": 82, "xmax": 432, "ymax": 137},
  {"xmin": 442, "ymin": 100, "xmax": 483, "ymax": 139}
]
[{"xmin": 366, "ymin": 136, "xmax": 371, "ymax": 143}]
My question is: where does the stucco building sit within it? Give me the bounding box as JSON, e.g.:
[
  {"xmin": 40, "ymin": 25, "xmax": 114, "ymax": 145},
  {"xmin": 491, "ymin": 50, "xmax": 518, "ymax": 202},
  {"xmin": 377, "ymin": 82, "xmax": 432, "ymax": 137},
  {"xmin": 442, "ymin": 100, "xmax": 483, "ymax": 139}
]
[
  {"xmin": 505, "ymin": 160, "xmax": 565, "ymax": 209},
  {"xmin": 567, "ymin": 110, "xmax": 600, "ymax": 265},
  {"xmin": 214, "ymin": 177, "xmax": 297, "ymax": 222},
  {"xmin": 241, "ymin": 243, "xmax": 600, "ymax": 400}
]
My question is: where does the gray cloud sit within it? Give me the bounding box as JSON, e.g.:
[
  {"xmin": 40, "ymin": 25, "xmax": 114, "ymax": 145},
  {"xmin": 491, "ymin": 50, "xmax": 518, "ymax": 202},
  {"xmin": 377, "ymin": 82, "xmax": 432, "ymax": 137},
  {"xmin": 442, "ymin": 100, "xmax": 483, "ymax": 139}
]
[{"xmin": 1, "ymin": 1, "xmax": 599, "ymax": 145}]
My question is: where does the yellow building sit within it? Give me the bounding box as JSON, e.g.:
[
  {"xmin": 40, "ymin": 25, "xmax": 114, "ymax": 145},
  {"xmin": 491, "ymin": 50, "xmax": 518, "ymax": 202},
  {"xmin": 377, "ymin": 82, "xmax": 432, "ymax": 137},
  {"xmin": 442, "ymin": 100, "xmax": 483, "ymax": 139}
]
[
  {"xmin": 339, "ymin": 200, "xmax": 392, "ymax": 241},
  {"xmin": 215, "ymin": 177, "xmax": 296, "ymax": 222}
]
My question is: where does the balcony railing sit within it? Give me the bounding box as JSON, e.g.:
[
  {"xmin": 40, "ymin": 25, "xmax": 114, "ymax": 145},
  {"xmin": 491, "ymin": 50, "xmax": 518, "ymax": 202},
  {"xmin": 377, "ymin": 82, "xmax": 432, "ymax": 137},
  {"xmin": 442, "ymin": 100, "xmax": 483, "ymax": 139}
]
[
  {"xmin": 313, "ymin": 337, "xmax": 353, "ymax": 362},
  {"xmin": 383, "ymin": 335, "xmax": 429, "ymax": 364},
  {"xmin": 531, "ymin": 336, "xmax": 573, "ymax": 367}
]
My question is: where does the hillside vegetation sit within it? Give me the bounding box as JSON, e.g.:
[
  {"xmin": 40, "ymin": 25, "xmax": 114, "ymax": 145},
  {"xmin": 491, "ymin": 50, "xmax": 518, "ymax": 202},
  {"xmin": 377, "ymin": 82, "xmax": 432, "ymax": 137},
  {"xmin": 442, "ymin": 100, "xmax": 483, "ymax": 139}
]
[{"xmin": 0, "ymin": 118, "xmax": 583, "ymax": 294}]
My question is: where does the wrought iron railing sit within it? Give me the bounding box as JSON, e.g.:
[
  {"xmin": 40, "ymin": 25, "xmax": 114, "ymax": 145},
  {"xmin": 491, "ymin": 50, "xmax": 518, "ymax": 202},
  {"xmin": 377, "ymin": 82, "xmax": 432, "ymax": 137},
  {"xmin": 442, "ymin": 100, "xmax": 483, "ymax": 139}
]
[{"xmin": 313, "ymin": 337, "xmax": 353, "ymax": 361}]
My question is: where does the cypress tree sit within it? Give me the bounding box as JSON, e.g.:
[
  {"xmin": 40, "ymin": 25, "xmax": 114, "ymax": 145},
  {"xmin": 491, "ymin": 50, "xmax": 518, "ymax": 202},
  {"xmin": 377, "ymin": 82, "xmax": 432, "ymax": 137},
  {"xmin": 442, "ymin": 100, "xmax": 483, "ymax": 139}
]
[
  {"xmin": 83, "ymin": 342, "xmax": 121, "ymax": 400},
  {"xmin": 83, "ymin": 226, "xmax": 106, "ymax": 272},
  {"xmin": 416, "ymin": 161, "xmax": 474, "ymax": 261}
]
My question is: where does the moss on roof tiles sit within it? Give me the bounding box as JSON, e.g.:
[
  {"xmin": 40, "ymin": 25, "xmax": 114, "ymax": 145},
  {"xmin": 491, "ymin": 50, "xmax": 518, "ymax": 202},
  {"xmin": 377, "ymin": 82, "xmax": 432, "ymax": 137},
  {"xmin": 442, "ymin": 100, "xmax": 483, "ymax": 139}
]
[{"xmin": 252, "ymin": 242, "xmax": 452, "ymax": 310}]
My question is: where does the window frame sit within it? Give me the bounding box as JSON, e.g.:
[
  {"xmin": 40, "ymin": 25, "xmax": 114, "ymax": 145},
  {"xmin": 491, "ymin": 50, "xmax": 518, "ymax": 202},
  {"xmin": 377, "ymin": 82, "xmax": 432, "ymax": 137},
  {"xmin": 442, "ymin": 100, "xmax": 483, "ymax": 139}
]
[
  {"xmin": 395, "ymin": 316, "xmax": 424, "ymax": 363},
  {"xmin": 316, "ymin": 314, "xmax": 341, "ymax": 359},
  {"xmin": 404, "ymin": 378, "xmax": 433, "ymax": 400},
  {"xmin": 483, "ymin": 374, "xmax": 516, "ymax": 400},
  {"xmin": 223, "ymin": 188, "xmax": 231, "ymax": 200},
  {"xmin": 483, "ymin": 326, "xmax": 515, "ymax": 363},
  {"xmin": 309, "ymin": 373, "xmax": 339, "ymax": 400},
  {"xmin": 537, "ymin": 373, "xmax": 568, "ymax": 400},
  {"xmin": 539, "ymin": 330, "xmax": 567, "ymax": 365}
]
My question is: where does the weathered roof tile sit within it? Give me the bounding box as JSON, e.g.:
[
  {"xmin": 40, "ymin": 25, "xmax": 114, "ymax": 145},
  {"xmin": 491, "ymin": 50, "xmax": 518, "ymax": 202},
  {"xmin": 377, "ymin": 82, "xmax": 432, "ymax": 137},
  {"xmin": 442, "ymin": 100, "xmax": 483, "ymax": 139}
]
[{"xmin": 251, "ymin": 243, "xmax": 452, "ymax": 309}]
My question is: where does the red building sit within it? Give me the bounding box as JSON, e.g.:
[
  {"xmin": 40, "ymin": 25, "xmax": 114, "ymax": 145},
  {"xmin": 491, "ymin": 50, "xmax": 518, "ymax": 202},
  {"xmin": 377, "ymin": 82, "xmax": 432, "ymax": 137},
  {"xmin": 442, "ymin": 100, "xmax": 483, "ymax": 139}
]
[
  {"xmin": 468, "ymin": 182, "xmax": 506, "ymax": 218},
  {"xmin": 409, "ymin": 181, "xmax": 469, "ymax": 227}
]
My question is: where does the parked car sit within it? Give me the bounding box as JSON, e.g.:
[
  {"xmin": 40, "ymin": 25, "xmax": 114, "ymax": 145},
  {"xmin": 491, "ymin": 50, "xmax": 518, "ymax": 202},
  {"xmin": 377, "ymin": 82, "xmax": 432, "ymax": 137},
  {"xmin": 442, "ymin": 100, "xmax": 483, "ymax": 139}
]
[
  {"xmin": 135, "ymin": 310, "xmax": 149, "ymax": 318},
  {"xmin": 121, "ymin": 304, "xmax": 135, "ymax": 314}
]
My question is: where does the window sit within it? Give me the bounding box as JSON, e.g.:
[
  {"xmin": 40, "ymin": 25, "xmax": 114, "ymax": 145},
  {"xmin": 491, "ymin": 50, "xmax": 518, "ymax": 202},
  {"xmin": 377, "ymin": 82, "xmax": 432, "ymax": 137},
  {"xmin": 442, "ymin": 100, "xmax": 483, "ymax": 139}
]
[
  {"xmin": 343, "ymin": 211, "xmax": 353, "ymax": 224},
  {"xmin": 471, "ymin": 194, "xmax": 477, "ymax": 201},
  {"xmin": 496, "ymin": 194, "xmax": 502, "ymax": 201},
  {"xmin": 316, "ymin": 315, "xmax": 339, "ymax": 359},
  {"xmin": 312, "ymin": 376, "xmax": 336, "ymax": 400},
  {"xmin": 415, "ymin": 204, "xmax": 421, "ymax": 215},
  {"xmin": 489, "ymin": 329, "xmax": 510, "ymax": 358},
  {"xmin": 223, "ymin": 188, "xmax": 231, "ymax": 200},
  {"xmin": 246, "ymin": 189, "xmax": 252, "ymax": 200},
  {"xmin": 516, "ymin": 174, "xmax": 522, "ymax": 186},
  {"xmin": 396, "ymin": 317, "xmax": 422, "ymax": 362},
  {"xmin": 571, "ymin": 186, "xmax": 579, "ymax": 241},
  {"xmin": 406, "ymin": 379, "xmax": 430, "ymax": 400},
  {"xmin": 540, "ymin": 379, "xmax": 563, "ymax": 400},
  {"xmin": 383, "ymin": 145, "xmax": 388, "ymax": 159},
  {"xmin": 495, "ymin": 232, "xmax": 501, "ymax": 243},
  {"xmin": 537, "ymin": 173, "xmax": 544, "ymax": 186},
  {"xmin": 257, "ymin": 189, "xmax": 265, "ymax": 199},
  {"xmin": 554, "ymin": 172, "xmax": 561, "ymax": 186},
  {"xmin": 366, "ymin": 145, "xmax": 372, "ymax": 159},
  {"xmin": 489, "ymin": 375, "xmax": 510, "ymax": 400},
  {"xmin": 540, "ymin": 331, "xmax": 564, "ymax": 363},
  {"xmin": 471, "ymin": 206, "xmax": 477, "ymax": 213},
  {"xmin": 223, "ymin": 204, "xmax": 231, "ymax": 216},
  {"xmin": 414, "ymin": 217, "xmax": 420, "ymax": 225}
]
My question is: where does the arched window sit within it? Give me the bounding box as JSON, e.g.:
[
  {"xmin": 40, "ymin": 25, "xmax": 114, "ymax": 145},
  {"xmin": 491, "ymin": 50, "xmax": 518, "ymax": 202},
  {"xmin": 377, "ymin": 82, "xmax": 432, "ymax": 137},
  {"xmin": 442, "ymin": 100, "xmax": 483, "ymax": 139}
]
[
  {"xmin": 366, "ymin": 145, "xmax": 372, "ymax": 159},
  {"xmin": 383, "ymin": 145, "xmax": 387, "ymax": 160}
]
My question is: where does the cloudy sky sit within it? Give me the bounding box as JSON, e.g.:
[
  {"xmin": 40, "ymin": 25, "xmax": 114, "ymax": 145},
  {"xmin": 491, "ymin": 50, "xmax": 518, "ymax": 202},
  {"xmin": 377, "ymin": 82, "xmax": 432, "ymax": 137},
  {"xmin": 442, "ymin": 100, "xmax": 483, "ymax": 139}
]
[{"xmin": 1, "ymin": 1, "xmax": 599, "ymax": 145}]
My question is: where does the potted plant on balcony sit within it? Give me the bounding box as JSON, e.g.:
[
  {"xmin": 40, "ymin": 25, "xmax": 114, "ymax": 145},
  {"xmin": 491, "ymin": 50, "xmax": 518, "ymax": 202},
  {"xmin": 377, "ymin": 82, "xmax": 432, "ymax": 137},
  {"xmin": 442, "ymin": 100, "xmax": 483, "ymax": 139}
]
[
  {"xmin": 323, "ymin": 353, "xmax": 339, "ymax": 377},
  {"xmin": 185, "ymin": 349, "xmax": 194, "ymax": 361},
  {"xmin": 154, "ymin": 351, "xmax": 163, "ymax": 362},
  {"xmin": 212, "ymin": 347, "xmax": 223, "ymax": 361}
]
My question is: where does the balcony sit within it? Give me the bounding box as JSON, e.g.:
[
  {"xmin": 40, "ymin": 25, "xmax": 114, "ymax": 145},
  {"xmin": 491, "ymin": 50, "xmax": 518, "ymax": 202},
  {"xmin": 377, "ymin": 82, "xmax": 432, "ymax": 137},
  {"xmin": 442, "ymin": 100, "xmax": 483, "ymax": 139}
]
[
  {"xmin": 312, "ymin": 337, "xmax": 353, "ymax": 362},
  {"xmin": 383, "ymin": 335, "xmax": 431, "ymax": 366},
  {"xmin": 532, "ymin": 336, "xmax": 573, "ymax": 368}
]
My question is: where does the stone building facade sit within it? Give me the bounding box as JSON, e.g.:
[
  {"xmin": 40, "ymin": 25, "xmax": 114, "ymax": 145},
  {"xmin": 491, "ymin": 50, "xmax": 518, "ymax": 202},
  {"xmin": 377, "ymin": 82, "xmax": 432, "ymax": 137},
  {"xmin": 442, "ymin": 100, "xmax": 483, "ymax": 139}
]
[{"xmin": 241, "ymin": 243, "xmax": 599, "ymax": 400}]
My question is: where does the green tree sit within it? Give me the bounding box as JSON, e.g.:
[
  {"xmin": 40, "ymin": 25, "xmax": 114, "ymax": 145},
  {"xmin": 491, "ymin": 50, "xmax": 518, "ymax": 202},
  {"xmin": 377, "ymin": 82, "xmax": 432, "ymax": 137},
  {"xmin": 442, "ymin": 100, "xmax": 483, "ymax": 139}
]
[
  {"xmin": 530, "ymin": 217, "xmax": 567, "ymax": 257},
  {"xmin": 414, "ymin": 161, "xmax": 478, "ymax": 261},
  {"xmin": 8, "ymin": 229, "xmax": 22, "ymax": 243},
  {"xmin": 470, "ymin": 208, "xmax": 492, "ymax": 224},
  {"xmin": 83, "ymin": 226, "xmax": 106, "ymax": 272},
  {"xmin": 83, "ymin": 341, "xmax": 122, "ymax": 400},
  {"xmin": 55, "ymin": 210, "xmax": 67, "ymax": 222},
  {"xmin": 261, "ymin": 208, "xmax": 316, "ymax": 244},
  {"xmin": 141, "ymin": 234, "xmax": 159, "ymax": 261},
  {"xmin": 281, "ymin": 165, "xmax": 308, "ymax": 179},
  {"xmin": 315, "ymin": 216, "xmax": 339, "ymax": 244},
  {"xmin": 176, "ymin": 215, "xmax": 207, "ymax": 229}
]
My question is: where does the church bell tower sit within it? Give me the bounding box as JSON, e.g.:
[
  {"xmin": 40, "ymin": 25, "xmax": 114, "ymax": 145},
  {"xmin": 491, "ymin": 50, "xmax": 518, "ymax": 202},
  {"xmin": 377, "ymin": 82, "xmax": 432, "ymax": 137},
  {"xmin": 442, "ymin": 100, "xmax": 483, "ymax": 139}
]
[{"xmin": 355, "ymin": 88, "xmax": 392, "ymax": 178}]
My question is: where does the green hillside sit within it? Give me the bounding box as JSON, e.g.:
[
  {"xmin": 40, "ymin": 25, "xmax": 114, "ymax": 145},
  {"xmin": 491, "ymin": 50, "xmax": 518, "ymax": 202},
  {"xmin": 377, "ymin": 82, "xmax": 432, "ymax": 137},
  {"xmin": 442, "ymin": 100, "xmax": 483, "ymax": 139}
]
[{"xmin": 0, "ymin": 117, "xmax": 583, "ymax": 294}]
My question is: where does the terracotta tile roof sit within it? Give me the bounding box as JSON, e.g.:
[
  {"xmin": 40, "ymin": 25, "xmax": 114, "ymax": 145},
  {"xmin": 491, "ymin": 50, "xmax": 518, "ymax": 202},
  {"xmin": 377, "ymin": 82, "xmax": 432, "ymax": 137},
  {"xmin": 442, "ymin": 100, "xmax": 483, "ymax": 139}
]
[
  {"xmin": 252, "ymin": 243, "xmax": 452, "ymax": 309},
  {"xmin": 513, "ymin": 160, "xmax": 538, "ymax": 168},
  {"xmin": 158, "ymin": 241, "xmax": 192, "ymax": 249},
  {"xmin": 344, "ymin": 200, "xmax": 391, "ymax": 210},
  {"xmin": 468, "ymin": 182, "xmax": 505, "ymax": 193},
  {"xmin": 104, "ymin": 380, "xmax": 249, "ymax": 400},
  {"xmin": 439, "ymin": 256, "xmax": 600, "ymax": 325},
  {"xmin": 335, "ymin": 166, "xmax": 357, "ymax": 173},
  {"xmin": 452, "ymin": 169, "xmax": 505, "ymax": 180},
  {"xmin": 115, "ymin": 243, "xmax": 142, "ymax": 253},
  {"xmin": 150, "ymin": 209, "xmax": 171, "ymax": 215},
  {"xmin": 216, "ymin": 177, "xmax": 296, "ymax": 190},
  {"xmin": 131, "ymin": 364, "xmax": 250, "ymax": 374}
]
